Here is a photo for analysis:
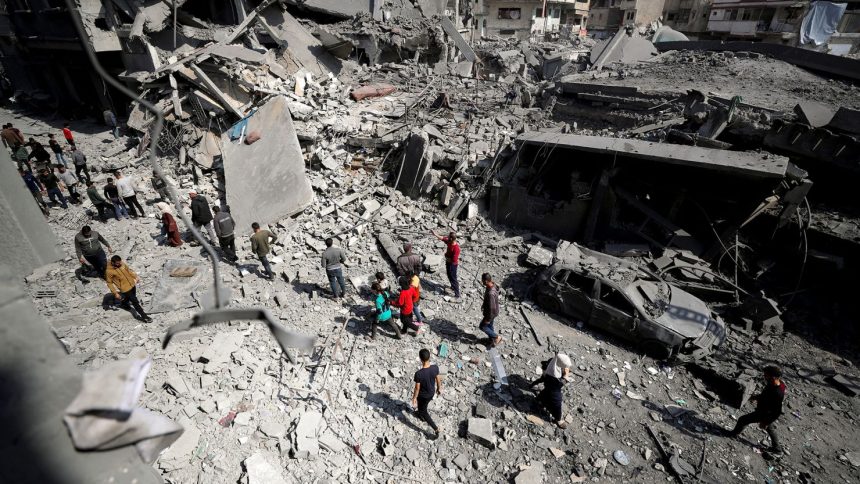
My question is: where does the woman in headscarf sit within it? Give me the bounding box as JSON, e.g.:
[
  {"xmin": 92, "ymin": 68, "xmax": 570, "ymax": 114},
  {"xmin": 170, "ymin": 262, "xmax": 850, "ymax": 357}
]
[
  {"xmin": 156, "ymin": 202, "xmax": 182, "ymax": 247},
  {"xmin": 530, "ymin": 352, "xmax": 572, "ymax": 429}
]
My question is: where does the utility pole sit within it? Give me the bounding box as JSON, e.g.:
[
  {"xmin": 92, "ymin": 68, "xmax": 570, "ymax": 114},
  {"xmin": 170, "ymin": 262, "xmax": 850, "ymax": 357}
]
[{"xmin": 542, "ymin": 0, "xmax": 549, "ymax": 36}]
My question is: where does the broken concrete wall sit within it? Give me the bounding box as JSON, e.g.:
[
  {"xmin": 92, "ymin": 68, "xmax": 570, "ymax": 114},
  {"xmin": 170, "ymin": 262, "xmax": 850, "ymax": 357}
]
[
  {"xmin": 491, "ymin": 133, "xmax": 799, "ymax": 256},
  {"xmin": 654, "ymin": 40, "xmax": 860, "ymax": 82},
  {"xmin": 0, "ymin": 148, "xmax": 62, "ymax": 277},
  {"xmin": 0, "ymin": 270, "xmax": 162, "ymax": 483},
  {"xmin": 221, "ymin": 95, "xmax": 313, "ymax": 231},
  {"xmin": 259, "ymin": 6, "xmax": 342, "ymax": 77}
]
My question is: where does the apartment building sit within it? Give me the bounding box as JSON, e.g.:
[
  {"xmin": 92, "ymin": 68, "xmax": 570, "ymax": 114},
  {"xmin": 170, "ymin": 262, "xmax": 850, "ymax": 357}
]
[{"xmin": 662, "ymin": 0, "xmax": 712, "ymax": 35}]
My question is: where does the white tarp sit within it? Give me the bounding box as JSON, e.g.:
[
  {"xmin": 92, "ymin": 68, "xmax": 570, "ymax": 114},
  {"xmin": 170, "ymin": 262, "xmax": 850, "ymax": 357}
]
[{"xmin": 800, "ymin": 1, "xmax": 847, "ymax": 46}]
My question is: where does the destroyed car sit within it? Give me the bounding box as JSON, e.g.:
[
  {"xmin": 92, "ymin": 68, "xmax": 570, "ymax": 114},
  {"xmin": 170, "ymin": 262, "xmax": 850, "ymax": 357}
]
[{"xmin": 533, "ymin": 245, "xmax": 726, "ymax": 360}]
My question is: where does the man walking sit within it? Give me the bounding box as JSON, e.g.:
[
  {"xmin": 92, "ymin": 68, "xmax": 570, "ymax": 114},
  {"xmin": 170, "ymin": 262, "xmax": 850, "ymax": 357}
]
[
  {"xmin": 412, "ymin": 348, "xmax": 441, "ymax": 438},
  {"xmin": 727, "ymin": 365, "xmax": 786, "ymax": 456},
  {"xmin": 115, "ymin": 171, "xmax": 144, "ymax": 217},
  {"xmin": 250, "ymin": 222, "xmax": 277, "ymax": 279},
  {"xmin": 321, "ymin": 237, "xmax": 347, "ymax": 299},
  {"xmin": 56, "ymin": 165, "xmax": 81, "ymax": 204},
  {"xmin": 432, "ymin": 230, "xmax": 461, "ymax": 298},
  {"xmin": 104, "ymin": 109, "xmax": 119, "ymax": 138},
  {"xmin": 27, "ymin": 140, "xmax": 52, "ymax": 170},
  {"xmin": 1, "ymin": 123, "xmax": 24, "ymax": 148},
  {"xmin": 103, "ymin": 178, "xmax": 129, "ymax": 219},
  {"xmin": 48, "ymin": 134, "xmax": 68, "ymax": 167},
  {"xmin": 189, "ymin": 191, "xmax": 218, "ymax": 242},
  {"xmin": 213, "ymin": 206, "xmax": 238, "ymax": 262},
  {"xmin": 152, "ymin": 169, "xmax": 170, "ymax": 201},
  {"xmin": 38, "ymin": 167, "xmax": 68, "ymax": 209},
  {"xmin": 105, "ymin": 255, "xmax": 152, "ymax": 322},
  {"xmin": 62, "ymin": 122, "xmax": 76, "ymax": 147},
  {"xmin": 396, "ymin": 243, "xmax": 423, "ymax": 277},
  {"xmin": 86, "ymin": 181, "xmax": 113, "ymax": 222},
  {"xmin": 71, "ymin": 146, "xmax": 90, "ymax": 184},
  {"xmin": 480, "ymin": 273, "xmax": 502, "ymax": 347},
  {"xmin": 75, "ymin": 226, "xmax": 112, "ymax": 278}
]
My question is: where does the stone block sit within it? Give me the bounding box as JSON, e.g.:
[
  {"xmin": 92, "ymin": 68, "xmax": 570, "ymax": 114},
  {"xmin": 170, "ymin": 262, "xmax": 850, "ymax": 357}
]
[{"xmin": 467, "ymin": 417, "xmax": 495, "ymax": 449}]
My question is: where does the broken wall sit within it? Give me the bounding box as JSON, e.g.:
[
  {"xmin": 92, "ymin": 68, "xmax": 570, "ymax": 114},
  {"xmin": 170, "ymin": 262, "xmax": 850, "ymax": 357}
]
[{"xmin": 221, "ymin": 95, "xmax": 313, "ymax": 230}]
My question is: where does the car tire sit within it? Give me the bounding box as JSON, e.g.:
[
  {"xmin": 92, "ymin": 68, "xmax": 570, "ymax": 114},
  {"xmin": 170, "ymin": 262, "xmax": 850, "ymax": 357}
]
[
  {"xmin": 535, "ymin": 292, "xmax": 562, "ymax": 315},
  {"xmin": 641, "ymin": 340, "xmax": 673, "ymax": 360}
]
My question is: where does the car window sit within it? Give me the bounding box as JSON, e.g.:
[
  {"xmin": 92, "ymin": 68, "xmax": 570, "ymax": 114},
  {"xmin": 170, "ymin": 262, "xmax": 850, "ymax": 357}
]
[
  {"xmin": 565, "ymin": 271, "xmax": 594, "ymax": 293},
  {"xmin": 600, "ymin": 285, "xmax": 635, "ymax": 316}
]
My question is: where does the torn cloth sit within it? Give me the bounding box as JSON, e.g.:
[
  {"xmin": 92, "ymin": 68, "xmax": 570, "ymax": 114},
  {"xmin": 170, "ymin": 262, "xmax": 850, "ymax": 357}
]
[
  {"xmin": 63, "ymin": 357, "xmax": 183, "ymax": 463},
  {"xmin": 544, "ymin": 353, "xmax": 572, "ymax": 379},
  {"xmin": 800, "ymin": 2, "xmax": 847, "ymax": 46}
]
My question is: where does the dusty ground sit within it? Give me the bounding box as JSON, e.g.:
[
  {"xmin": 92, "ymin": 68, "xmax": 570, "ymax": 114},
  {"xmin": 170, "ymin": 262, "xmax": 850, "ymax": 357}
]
[
  {"xmin": 598, "ymin": 51, "xmax": 860, "ymax": 112},
  {"xmin": 8, "ymin": 101, "xmax": 860, "ymax": 483}
]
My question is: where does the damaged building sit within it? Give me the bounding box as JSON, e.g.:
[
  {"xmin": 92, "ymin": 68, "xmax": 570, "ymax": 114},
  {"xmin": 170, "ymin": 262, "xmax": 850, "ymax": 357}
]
[{"xmin": 1, "ymin": 1, "xmax": 860, "ymax": 484}]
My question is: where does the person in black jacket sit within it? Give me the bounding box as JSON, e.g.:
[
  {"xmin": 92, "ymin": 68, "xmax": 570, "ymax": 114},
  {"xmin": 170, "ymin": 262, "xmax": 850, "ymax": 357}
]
[
  {"xmin": 189, "ymin": 191, "xmax": 218, "ymax": 243},
  {"xmin": 728, "ymin": 365, "xmax": 786, "ymax": 455}
]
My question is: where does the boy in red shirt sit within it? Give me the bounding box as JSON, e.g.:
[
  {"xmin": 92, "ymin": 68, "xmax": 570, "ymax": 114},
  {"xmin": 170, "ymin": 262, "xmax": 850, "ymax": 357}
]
[
  {"xmin": 391, "ymin": 278, "xmax": 419, "ymax": 336},
  {"xmin": 62, "ymin": 122, "xmax": 75, "ymax": 147},
  {"xmin": 432, "ymin": 230, "xmax": 461, "ymax": 298}
]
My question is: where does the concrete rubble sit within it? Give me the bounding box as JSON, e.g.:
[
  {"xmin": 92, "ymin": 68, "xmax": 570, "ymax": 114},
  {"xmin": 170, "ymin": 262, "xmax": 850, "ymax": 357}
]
[{"xmin": 2, "ymin": 3, "xmax": 860, "ymax": 484}]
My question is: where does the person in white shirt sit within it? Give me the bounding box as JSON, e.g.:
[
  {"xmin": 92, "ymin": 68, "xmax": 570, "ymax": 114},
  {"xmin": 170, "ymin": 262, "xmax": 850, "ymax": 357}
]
[
  {"xmin": 56, "ymin": 165, "xmax": 81, "ymax": 204},
  {"xmin": 114, "ymin": 170, "xmax": 145, "ymax": 218}
]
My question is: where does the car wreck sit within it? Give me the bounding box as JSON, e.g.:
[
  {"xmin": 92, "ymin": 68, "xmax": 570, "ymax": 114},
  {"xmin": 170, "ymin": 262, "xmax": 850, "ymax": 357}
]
[{"xmin": 533, "ymin": 243, "xmax": 727, "ymax": 360}]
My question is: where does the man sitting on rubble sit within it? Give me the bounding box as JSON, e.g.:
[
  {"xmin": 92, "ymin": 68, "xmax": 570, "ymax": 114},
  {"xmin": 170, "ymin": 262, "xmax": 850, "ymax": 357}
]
[
  {"xmin": 530, "ymin": 352, "xmax": 572, "ymax": 429},
  {"xmin": 727, "ymin": 365, "xmax": 786, "ymax": 457}
]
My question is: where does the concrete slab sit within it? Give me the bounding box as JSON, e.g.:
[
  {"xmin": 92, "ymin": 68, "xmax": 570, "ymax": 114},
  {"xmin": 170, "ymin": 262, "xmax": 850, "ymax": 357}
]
[
  {"xmin": 0, "ymin": 149, "xmax": 62, "ymax": 276},
  {"xmin": 441, "ymin": 18, "xmax": 476, "ymax": 62},
  {"xmin": 245, "ymin": 452, "xmax": 288, "ymax": 484},
  {"xmin": 222, "ymin": 95, "xmax": 313, "ymax": 231},
  {"xmin": 794, "ymin": 101, "xmax": 836, "ymax": 128},
  {"xmin": 517, "ymin": 133, "xmax": 790, "ymax": 179},
  {"xmin": 827, "ymin": 107, "xmax": 860, "ymax": 135},
  {"xmin": 259, "ymin": 6, "xmax": 341, "ymax": 77},
  {"xmin": 395, "ymin": 130, "xmax": 431, "ymax": 198}
]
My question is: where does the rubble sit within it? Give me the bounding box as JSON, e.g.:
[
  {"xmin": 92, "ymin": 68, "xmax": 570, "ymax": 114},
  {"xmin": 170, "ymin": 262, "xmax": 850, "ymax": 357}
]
[{"xmin": 4, "ymin": 3, "xmax": 860, "ymax": 484}]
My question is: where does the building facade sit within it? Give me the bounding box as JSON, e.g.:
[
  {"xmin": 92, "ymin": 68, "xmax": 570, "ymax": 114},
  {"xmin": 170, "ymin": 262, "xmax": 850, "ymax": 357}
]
[
  {"xmin": 662, "ymin": 0, "xmax": 712, "ymax": 35},
  {"xmin": 476, "ymin": 0, "xmax": 590, "ymax": 38},
  {"xmin": 587, "ymin": 0, "xmax": 665, "ymax": 36},
  {"xmin": 706, "ymin": 0, "xmax": 806, "ymax": 43}
]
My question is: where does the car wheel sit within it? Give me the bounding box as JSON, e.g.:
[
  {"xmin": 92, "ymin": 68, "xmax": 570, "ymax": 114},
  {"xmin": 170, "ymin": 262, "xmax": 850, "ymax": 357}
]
[
  {"xmin": 535, "ymin": 292, "xmax": 562, "ymax": 315},
  {"xmin": 641, "ymin": 340, "xmax": 673, "ymax": 360}
]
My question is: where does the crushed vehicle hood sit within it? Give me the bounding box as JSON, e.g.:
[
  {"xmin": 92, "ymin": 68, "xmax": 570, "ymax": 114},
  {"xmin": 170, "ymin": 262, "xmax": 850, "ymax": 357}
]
[{"xmin": 654, "ymin": 287, "xmax": 712, "ymax": 339}]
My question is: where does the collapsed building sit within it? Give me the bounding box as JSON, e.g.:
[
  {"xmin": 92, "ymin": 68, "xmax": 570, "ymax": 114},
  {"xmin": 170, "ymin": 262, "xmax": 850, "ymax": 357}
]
[{"xmin": 1, "ymin": 1, "xmax": 860, "ymax": 483}]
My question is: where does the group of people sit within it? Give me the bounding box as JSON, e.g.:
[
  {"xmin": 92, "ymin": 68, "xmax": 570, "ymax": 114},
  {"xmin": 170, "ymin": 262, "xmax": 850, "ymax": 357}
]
[{"xmin": 10, "ymin": 123, "xmax": 96, "ymax": 216}]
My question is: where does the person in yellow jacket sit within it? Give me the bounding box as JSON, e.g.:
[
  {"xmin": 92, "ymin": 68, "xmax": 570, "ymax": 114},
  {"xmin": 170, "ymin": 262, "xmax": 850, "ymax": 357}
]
[{"xmin": 105, "ymin": 255, "xmax": 152, "ymax": 323}]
